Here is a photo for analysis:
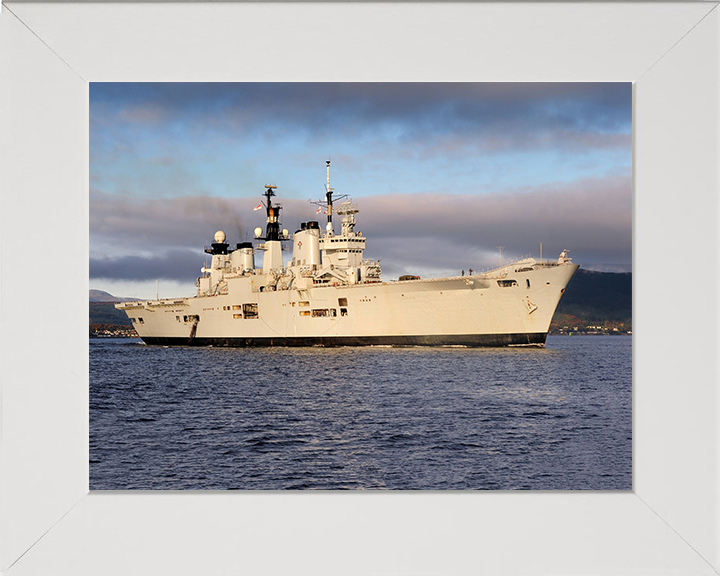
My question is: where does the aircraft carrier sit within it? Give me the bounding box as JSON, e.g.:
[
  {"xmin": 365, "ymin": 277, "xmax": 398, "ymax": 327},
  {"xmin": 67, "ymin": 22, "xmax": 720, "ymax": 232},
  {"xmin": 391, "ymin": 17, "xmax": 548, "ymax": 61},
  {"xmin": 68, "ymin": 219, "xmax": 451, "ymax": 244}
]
[{"xmin": 116, "ymin": 162, "xmax": 578, "ymax": 347}]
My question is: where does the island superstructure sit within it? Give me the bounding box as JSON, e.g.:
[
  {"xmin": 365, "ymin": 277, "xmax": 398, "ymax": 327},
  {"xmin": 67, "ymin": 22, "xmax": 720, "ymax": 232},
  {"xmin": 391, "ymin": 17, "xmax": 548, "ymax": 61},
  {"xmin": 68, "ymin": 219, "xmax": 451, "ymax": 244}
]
[{"xmin": 116, "ymin": 161, "xmax": 579, "ymax": 346}]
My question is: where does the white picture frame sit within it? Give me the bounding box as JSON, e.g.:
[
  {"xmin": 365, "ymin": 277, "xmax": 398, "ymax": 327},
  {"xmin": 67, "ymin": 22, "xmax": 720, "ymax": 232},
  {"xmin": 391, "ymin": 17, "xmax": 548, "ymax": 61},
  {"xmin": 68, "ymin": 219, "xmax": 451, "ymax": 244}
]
[{"xmin": 1, "ymin": 2, "xmax": 718, "ymax": 574}]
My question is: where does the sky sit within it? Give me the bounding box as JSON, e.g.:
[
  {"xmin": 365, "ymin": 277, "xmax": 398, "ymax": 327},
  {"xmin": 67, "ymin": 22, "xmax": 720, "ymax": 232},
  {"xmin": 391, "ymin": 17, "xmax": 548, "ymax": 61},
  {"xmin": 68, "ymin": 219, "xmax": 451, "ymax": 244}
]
[{"xmin": 90, "ymin": 82, "xmax": 632, "ymax": 300}]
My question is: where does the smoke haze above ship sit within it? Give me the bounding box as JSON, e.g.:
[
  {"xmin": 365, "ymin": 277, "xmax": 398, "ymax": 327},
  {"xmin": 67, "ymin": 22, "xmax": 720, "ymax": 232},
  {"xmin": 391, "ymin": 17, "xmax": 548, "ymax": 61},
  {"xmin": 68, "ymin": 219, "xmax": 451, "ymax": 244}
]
[{"xmin": 90, "ymin": 82, "xmax": 631, "ymax": 299}]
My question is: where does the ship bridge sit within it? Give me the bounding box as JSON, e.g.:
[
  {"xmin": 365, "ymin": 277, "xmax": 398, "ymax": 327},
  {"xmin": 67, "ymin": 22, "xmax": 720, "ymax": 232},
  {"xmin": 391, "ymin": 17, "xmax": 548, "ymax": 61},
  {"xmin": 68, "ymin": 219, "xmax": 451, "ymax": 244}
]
[{"xmin": 319, "ymin": 200, "xmax": 365, "ymax": 268}]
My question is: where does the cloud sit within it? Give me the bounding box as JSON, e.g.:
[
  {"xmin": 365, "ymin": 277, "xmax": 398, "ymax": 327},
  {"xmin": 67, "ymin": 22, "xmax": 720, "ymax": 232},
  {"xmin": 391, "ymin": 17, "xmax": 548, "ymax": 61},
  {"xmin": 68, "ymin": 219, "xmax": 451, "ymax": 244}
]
[
  {"xmin": 90, "ymin": 249, "xmax": 201, "ymax": 281},
  {"xmin": 89, "ymin": 82, "xmax": 632, "ymax": 207},
  {"xmin": 353, "ymin": 174, "xmax": 632, "ymax": 273},
  {"xmin": 91, "ymin": 82, "xmax": 632, "ymax": 154},
  {"xmin": 90, "ymin": 188, "xmax": 252, "ymax": 254},
  {"xmin": 89, "ymin": 82, "xmax": 632, "ymax": 280},
  {"xmin": 91, "ymin": 172, "xmax": 631, "ymax": 282},
  {"xmin": 119, "ymin": 103, "xmax": 170, "ymax": 125},
  {"xmin": 90, "ymin": 188, "xmax": 326, "ymax": 259}
]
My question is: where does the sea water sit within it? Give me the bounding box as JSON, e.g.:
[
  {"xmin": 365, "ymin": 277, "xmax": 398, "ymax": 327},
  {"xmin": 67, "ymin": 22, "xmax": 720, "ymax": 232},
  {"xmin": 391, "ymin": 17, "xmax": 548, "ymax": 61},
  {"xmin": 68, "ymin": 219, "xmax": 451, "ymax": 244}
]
[{"xmin": 90, "ymin": 335, "xmax": 631, "ymax": 490}]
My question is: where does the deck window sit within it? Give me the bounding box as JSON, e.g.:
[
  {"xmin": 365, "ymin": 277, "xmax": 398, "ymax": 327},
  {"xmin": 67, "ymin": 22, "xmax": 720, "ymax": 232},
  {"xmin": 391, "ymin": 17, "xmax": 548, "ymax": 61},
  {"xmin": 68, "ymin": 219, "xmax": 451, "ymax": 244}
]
[
  {"xmin": 497, "ymin": 280, "xmax": 518, "ymax": 288},
  {"xmin": 299, "ymin": 310, "xmax": 311, "ymax": 317},
  {"xmin": 233, "ymin": 314, "xmax": 242, "ymax": 319},
  {"xmin": 311, "ymin": 309, "xmax": 329, "ymax": 317},
  {"xmin": 338, "ymin": 297, "xmax": 348, "ymax": 306}
]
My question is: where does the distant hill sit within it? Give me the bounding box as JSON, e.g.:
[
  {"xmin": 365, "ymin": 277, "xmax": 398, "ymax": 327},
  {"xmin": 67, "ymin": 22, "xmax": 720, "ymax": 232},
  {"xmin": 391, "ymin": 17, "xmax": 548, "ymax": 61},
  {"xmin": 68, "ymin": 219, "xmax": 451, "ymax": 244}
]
[
  {"xmin": 89, "ymin": 290, "xmax": 139, "ymax": 327},
  {"xmin": 556, "ymin": 269, "xmax": 632, "ymax": 323},
  {"xmin": 90, "ymin": 302, "xmax": 134, "ymax": 326},
  {"xmin": 89, "ymin": 289, "xmax": 139, "ymax": 303},
  {"xmin": 550, "ymin": 268, "xmax": 632, "ymax": 334}
]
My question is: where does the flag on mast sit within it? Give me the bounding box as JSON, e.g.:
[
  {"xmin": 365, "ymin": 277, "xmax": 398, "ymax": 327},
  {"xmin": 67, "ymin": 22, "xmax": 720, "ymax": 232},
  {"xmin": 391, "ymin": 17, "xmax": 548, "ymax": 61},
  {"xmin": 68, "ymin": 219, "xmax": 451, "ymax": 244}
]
[{"xmin": 253, "ymin": 204, "xmax": 263, "ymax": 211}]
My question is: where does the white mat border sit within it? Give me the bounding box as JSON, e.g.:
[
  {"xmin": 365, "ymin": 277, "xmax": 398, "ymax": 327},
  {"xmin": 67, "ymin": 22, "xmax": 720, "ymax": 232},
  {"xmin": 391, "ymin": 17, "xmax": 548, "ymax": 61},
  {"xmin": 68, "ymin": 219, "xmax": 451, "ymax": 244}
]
[{"xmin": 1, "ymin": 3, "xmax": 718, "ymax": 574}]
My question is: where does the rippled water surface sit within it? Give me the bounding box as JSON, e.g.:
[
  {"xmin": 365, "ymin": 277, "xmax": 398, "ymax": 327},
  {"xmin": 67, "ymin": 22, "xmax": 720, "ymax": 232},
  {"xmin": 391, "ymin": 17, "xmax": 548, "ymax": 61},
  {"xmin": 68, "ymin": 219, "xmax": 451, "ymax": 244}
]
[{"xmin": 90, "ymin": 335, "xmax": 631, "ymax": 490}]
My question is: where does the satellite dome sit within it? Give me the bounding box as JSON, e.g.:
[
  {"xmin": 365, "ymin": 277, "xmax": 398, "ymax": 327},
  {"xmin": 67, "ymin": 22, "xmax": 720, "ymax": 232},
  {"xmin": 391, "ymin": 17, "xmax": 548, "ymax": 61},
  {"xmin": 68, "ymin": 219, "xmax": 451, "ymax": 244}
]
[
  {"xmin": 254, "ymin": 227, "xmax": 263, "ymax": 238},
  {"xmin": 214, "ymin": 231, "xmax": 226, "ymax": 243}
]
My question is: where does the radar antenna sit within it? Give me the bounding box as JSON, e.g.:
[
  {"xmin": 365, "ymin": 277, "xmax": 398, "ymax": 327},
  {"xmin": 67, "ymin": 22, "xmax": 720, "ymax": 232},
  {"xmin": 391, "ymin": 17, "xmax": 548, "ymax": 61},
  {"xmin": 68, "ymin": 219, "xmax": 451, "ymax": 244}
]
[
  {"xmin": 336, "ymin": 199, "xmax": 360, "ymax": 236},
  {"xmin": 259, "ymin": 184, "xmax": 284, "ymax": 241}
]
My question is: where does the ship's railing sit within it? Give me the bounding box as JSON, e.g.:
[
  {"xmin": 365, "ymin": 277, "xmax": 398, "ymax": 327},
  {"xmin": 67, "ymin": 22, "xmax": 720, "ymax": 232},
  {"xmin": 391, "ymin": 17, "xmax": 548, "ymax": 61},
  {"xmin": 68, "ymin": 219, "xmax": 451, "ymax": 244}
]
[
  {"xmin": 392, "ymin": 254, "xmax": 565, "ymax": 283},
  {"xmin": 535, "ymin": 260, "xmax": 562, "ymax": 268}
]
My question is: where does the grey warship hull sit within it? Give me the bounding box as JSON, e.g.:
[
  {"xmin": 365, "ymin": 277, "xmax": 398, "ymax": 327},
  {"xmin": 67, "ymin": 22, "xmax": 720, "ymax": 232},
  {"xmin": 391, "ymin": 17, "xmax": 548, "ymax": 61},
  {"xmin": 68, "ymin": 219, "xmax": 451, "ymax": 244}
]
[{"xmin": 140, "ymin": 332, "xmax": 549, "ymax": 348}]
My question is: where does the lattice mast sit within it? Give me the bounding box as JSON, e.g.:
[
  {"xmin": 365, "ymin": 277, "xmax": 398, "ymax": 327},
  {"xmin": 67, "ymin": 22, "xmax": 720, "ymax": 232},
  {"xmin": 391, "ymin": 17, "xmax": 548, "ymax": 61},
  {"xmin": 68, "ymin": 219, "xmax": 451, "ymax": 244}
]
[{"xmin": 311, "ymin": 160, "xmax": 348, "ymax": 235}]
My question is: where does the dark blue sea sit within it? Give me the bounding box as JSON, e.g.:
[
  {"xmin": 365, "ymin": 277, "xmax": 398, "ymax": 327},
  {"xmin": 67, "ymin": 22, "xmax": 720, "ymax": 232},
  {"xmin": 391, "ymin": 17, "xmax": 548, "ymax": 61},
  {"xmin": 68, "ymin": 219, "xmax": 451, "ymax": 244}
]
[{"xmin": 90, "ymin": 335, "xmax": 632, "ymax": 490}]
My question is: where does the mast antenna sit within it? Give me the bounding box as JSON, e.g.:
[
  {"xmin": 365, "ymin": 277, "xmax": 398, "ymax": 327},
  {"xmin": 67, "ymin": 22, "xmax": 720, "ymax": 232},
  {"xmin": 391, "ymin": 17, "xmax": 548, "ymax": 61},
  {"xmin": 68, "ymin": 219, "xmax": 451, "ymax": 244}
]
[
  {"xmin": 309, "ymin": 160, "xmax": 347, "ymax": 233},
  {"xmin": 325, "ymin": 160, "xmax": 334, "ymax": 229}
]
